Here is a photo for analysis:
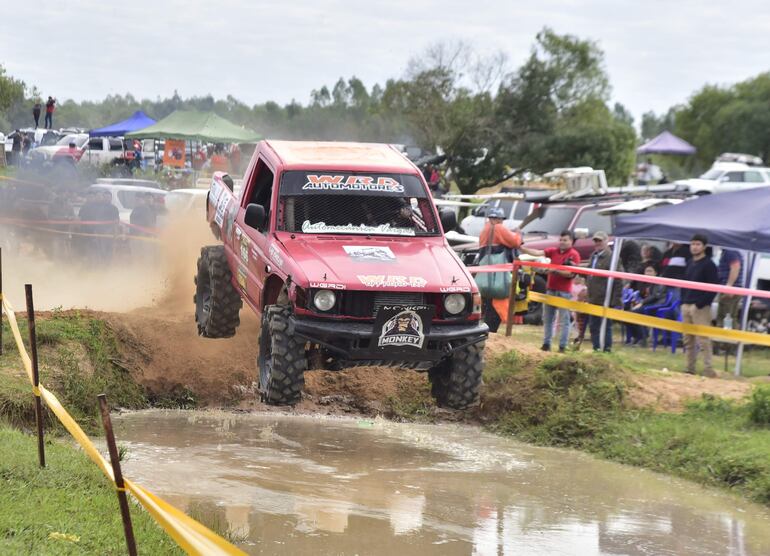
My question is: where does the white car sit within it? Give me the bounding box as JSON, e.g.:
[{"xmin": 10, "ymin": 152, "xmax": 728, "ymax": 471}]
[
  {"xmin": 28, "ymin": 133, "xmax": 89, "ymax": 161},
  {"xmin": 460, "ymin": 198, "xmax": 534, "ymax": 237},
  {"xmin": 88, "ymin": 184, "xmax": 167, "ymax": 224},
  {"xmin": 675, "ymin": 162, "xmax": 770, "ymax": 195},
  {"xmin": 29, "ymin": 133, "xmax": 126, "ymax": 167},
  {"xmin": 165, "ymin": 188, "xmax": 208, "ymax": 215}
]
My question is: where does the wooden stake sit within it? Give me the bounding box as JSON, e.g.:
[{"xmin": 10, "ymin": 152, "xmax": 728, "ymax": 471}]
[
  {"xmin": 24, "ymin": 284, "xmax": 45, "ymax": 468},
  {"xmin": 505, "ymin": 260, "xmax": 520, "ymax": 337},
  {"xmin": 98, "ymin": 394, "xmax": 137, "ymax": 556}
]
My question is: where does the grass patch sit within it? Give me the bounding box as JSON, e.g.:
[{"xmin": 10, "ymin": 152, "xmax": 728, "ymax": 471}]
[
  {"xmin": 0, "ymin": 423, "xmax": 182, "ymax": 555},
  {"xmin": 0, "ymin": 313, "xmax": 148, "ymax": 433},
  {"xmin": 595, "ymin": 395, "xmax": 770, "ymax": 504},
  {"xmin": 385, "ymin": 380, "xmax": 436, "ymax": 422},
  {"xmin": 486, "ymin": 354, "xmax": 626, "ymax": 446},
  {"xmin": 508, "ymin": 324, "xmax": 770, "ymax": 378},
  {"xmin": 477, "ymin": 345, "xmax": 770, "ymax": 506}
]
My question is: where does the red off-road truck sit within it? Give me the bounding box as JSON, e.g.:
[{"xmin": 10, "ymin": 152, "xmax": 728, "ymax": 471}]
[{"xmin": 195, "ymin": 140, "xmax": 488, "ymax": 408}]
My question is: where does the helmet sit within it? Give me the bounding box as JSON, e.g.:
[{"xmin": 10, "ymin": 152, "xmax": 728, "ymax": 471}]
[{"xmin": 487, "ymin": 207, "xmax": 505, "ymax": 219}]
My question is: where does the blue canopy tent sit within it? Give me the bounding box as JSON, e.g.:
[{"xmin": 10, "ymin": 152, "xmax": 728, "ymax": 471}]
[
  {"xmin": 614, "ymin": 187, "xmax": 770, "ymax": 251},
  {"xmin": 611, "ymin": 187, "xmax": 770, "ymax": 374},
  {"xmin": 89, "ymin": 111, "xmax": 156, "ymax": 137}
]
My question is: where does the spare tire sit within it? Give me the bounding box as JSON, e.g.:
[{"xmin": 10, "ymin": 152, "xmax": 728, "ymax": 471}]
[{"xmin": 194, "ymin": 245, "xmax": 242, "ymax": 338}]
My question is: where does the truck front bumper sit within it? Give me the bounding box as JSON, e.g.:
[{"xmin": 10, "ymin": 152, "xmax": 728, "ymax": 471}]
[{"xmin": 289, "ymin": 317, "xmax": 489, "ymax": 363}]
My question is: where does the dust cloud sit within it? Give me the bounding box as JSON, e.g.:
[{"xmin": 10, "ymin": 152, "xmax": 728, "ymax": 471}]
[{"xmin": 0, "ymin": 213, "xmax": 213, "ymax": 313}]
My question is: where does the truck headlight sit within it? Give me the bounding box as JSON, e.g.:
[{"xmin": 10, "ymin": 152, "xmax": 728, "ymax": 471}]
[
  {"xmin": 443, "ymin": 293, "xmax": 466, "ymax": 315},
  {"xmin": 313, "ymin": 289, "xmax": 336, "ymax": 312}
]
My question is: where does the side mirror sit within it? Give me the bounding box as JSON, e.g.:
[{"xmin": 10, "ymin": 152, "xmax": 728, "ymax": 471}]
[
  {"xmin": 244, "ymin": 203, "xmax": 266, "ymax": 231},
  {"xmin": 574, "ymin": 227, "xmax": 589, "ymax": 239},
  {"xmin": 439, "ymin": 208, "xmax": 457, "ymax": 232}
]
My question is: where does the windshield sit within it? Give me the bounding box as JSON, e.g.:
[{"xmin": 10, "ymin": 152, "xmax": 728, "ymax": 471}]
[
  {"xmin": 279, "ymin": 171, "xmax": 438, "ymax": 236},
  {"xmin": 700, "ymin": 168, "xmax": 724, "ymax": 180},
  {"xmin": 521, "ymin": 207, "xmax": 576, "ymax": 235},
  {"xmin": 56, "ymin": 134, "xmax": 87, "ymax": 148}
]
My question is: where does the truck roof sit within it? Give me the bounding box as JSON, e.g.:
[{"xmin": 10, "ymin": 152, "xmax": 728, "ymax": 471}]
[{"xmin": 264, "ymin": 140, "xmax": 419, "ymax": 174}]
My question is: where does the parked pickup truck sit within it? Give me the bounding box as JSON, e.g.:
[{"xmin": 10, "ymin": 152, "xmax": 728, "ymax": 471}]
[{"xmin": 196, "ymin": 140, "xmax": 489, "ymax": 408}]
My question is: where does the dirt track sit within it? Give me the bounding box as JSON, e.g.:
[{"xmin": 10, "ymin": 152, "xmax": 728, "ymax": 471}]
[{"xmin": 106, "ymin": 302, "xmax": 754, "ymax": 415}]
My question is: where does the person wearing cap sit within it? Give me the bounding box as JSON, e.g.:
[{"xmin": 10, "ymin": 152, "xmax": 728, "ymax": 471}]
[
  {"xmin": 681, "ymin": 233, "xmax": 719, "ymax": 377},
  {"xmin": 586, "ymin": 230, "xmax": 623, "ymax": 352},
  {"xmin": 520, "ymin": 230, "xmax": 581, "ymax": 352},
  {"xmin": 477, "ymin": 207, "xmax": 522, "ymax": 332}
]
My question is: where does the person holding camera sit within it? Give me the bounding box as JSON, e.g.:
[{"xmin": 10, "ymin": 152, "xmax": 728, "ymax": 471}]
[{"xmin": 520, "ymin": 230, "xmax": 581, "ymax": 352}]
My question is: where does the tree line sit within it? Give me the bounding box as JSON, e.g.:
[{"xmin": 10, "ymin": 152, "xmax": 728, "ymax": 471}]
[{"xmin": 3, "ymin": 28, "xmax": 768, "ymax": 192}]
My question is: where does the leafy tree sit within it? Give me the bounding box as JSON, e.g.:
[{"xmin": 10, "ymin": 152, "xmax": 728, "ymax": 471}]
[
  {"xmin": 0, "ymin": 64, "xmax": 27, "ymax": 130},
  {"xmin": 497, "ymin": 28, "xmax": 635, "ymax": 185}
]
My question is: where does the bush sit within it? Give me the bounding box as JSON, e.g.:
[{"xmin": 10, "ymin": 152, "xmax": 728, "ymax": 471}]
[{"xmin": 748, "ymin": 386, "xmax": 770, "ymax": 426}]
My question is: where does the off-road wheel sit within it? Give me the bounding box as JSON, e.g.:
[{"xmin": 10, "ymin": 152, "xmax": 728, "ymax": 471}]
[
  {"xmin": 428, "ymin": 342, "xmax": 484, "ymax": 410},
  {"xmin": 258, "ymin": 306, "xmax": 306, "ymax": 405},
  {"xmin": 194, "ymin": 245, "xmax": 242, "ymax": 338}
]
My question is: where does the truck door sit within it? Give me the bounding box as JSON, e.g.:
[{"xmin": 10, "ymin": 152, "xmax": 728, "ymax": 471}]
[
  {"xmin": 86, "ymin": 137, "xmax": 104, "ymax": 165},
  {"xmin": 108, "ymin": 138, "xmax": 124, "ymax": 166},
  {"xmin": 235, "ymin": 157, "xmax": 276, "ymax": 309}
]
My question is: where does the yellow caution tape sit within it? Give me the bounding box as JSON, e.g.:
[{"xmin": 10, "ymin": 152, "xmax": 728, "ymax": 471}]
[
  {"xmin": 39, "ymin": 384, "xmax": 116, "ymax": 480},
  {"xmin": 530, "ymin": 292, "xmax": 770, "ymax": 347},
  {"xmin": 2, "ymin": 297, "xmax": 34, "ymax": 385},
  {"xmin": 1, "ymin": 294, "xmax": 246, "ymax": 555}
]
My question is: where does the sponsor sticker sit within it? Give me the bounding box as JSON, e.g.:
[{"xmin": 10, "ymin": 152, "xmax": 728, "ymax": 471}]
[
  {"xmin": 214, "ymin": 194, "xmax": 230, "ymax": 227},
  {"xmin": 343, "ymin": 245, "xmax": 395, "ymax": 262},
  {"xmin": 309, "ymin": 282, "xmax": 346, "ymax": 290},
  {"xmin": 303, "ymin": 175, "xmax": 404, "ymax": 193},
  {"xmin": 269, "ymin": 245, "xmax": 284, "ymax": 267},
  {"xmin": 302, "ymin": 221, "xmax": 415, "ymax": 237},
  {"xmin": 373, "ymin": 305, "xmax": 434, "ymax": 350},
  {"xmin": 210, "ymin": 179, "xmax": 224, "ymax": 205},
  {"xmin": 239, "ymin": 235, "xmax": 250, "ymax": 264},
  {"xmin": 236, "ymin": 267, "xmax": 247, "ymax": 291},
  {"xmin": 357, "ymin": 275, "xmax": 427, "ymax": 288},
  {"xmin": 440, "ymin": 286, "xmax": 471, "ymax": 293}
]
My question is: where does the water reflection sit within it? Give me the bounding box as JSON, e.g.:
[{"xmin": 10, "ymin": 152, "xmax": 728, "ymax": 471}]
[{"xmin": 114, "ymin": 411, "xmax": 770, "ymax": 555}]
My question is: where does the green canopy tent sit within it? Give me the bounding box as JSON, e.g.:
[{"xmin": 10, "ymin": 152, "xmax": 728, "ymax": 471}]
[
  {"xmin": 126, "ymin": 110, "xmax": 260, "ymax": 143},
  {"xmin": 126, "ymin": 110, "xmax": 259, "ymax": 180}
]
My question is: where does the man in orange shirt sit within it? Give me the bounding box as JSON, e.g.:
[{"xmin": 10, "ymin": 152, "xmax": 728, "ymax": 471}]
[
  {"xmin": 477, "ymin": 207, "xmax": 522, "ymax": 332},
  {"xmin": 478, "ymin": 207, "xmax": 522, "ymax": 252}
]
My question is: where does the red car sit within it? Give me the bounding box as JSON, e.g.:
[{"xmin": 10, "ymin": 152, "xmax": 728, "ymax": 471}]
[
  {"xmin": 519, "ymin": 201, "xmax": 617, "ymax": 260},
  {"xmin": 195, "ymin": 140, "xmax": 488, "ymax": 408}
]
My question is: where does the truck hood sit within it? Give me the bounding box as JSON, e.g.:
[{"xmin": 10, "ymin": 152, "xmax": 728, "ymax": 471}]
[{"xmin": 277, "ymin": 235, "xmax": 474, "ymax": 292}]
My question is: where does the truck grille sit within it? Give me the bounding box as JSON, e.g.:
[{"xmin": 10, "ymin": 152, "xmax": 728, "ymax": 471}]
[{"xmin": 342, "ymin": 292, "xmax": 425, "ymax": 318}]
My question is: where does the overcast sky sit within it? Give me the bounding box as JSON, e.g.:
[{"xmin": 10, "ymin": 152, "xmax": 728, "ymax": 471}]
[{"xmin": 2, "ymin": 0, "xmax": 769, "ymax": 124}]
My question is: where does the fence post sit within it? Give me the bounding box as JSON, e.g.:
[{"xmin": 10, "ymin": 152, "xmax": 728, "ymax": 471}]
[
  {"xmin": 505, "ymin": 260, "xmax": 520, "ymax": 337},
  {"xmin": 98, "ymin": 394, "xmax": 137, "ymax": 556},
  {"xmin": 24, "ymin": 284, "xmax": 45, "ymax": 468}
]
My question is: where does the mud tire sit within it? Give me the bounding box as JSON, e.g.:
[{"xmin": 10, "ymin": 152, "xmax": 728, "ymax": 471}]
[
  {"xmin": 194, "ymin": 245, "xmax": 242, "ymax": 338},
  {"xmin": 258, "ymin": 306, "xmax": 306, "ymax": 405},
  {"xmin": 428, "ymin": 342, "xmax": 484, "ymax": 410}
]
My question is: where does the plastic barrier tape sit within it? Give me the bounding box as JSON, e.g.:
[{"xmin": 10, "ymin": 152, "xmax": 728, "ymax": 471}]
[
  {"xmin": 1, "ymin": 296, "xmax": 246, "ymax": 555},
  {"xmin": 470, "ymin": 259, "xmax": 770, "ymax": 300},
  {"xmin": 529, "ymin": 292, "xmax": 770, "ymax": 348}
]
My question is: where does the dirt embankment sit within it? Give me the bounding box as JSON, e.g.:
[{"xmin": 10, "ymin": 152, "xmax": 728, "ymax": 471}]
[{"xmin": 105, "ymin": 303, "xmax": 754, "ymax": 415}]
